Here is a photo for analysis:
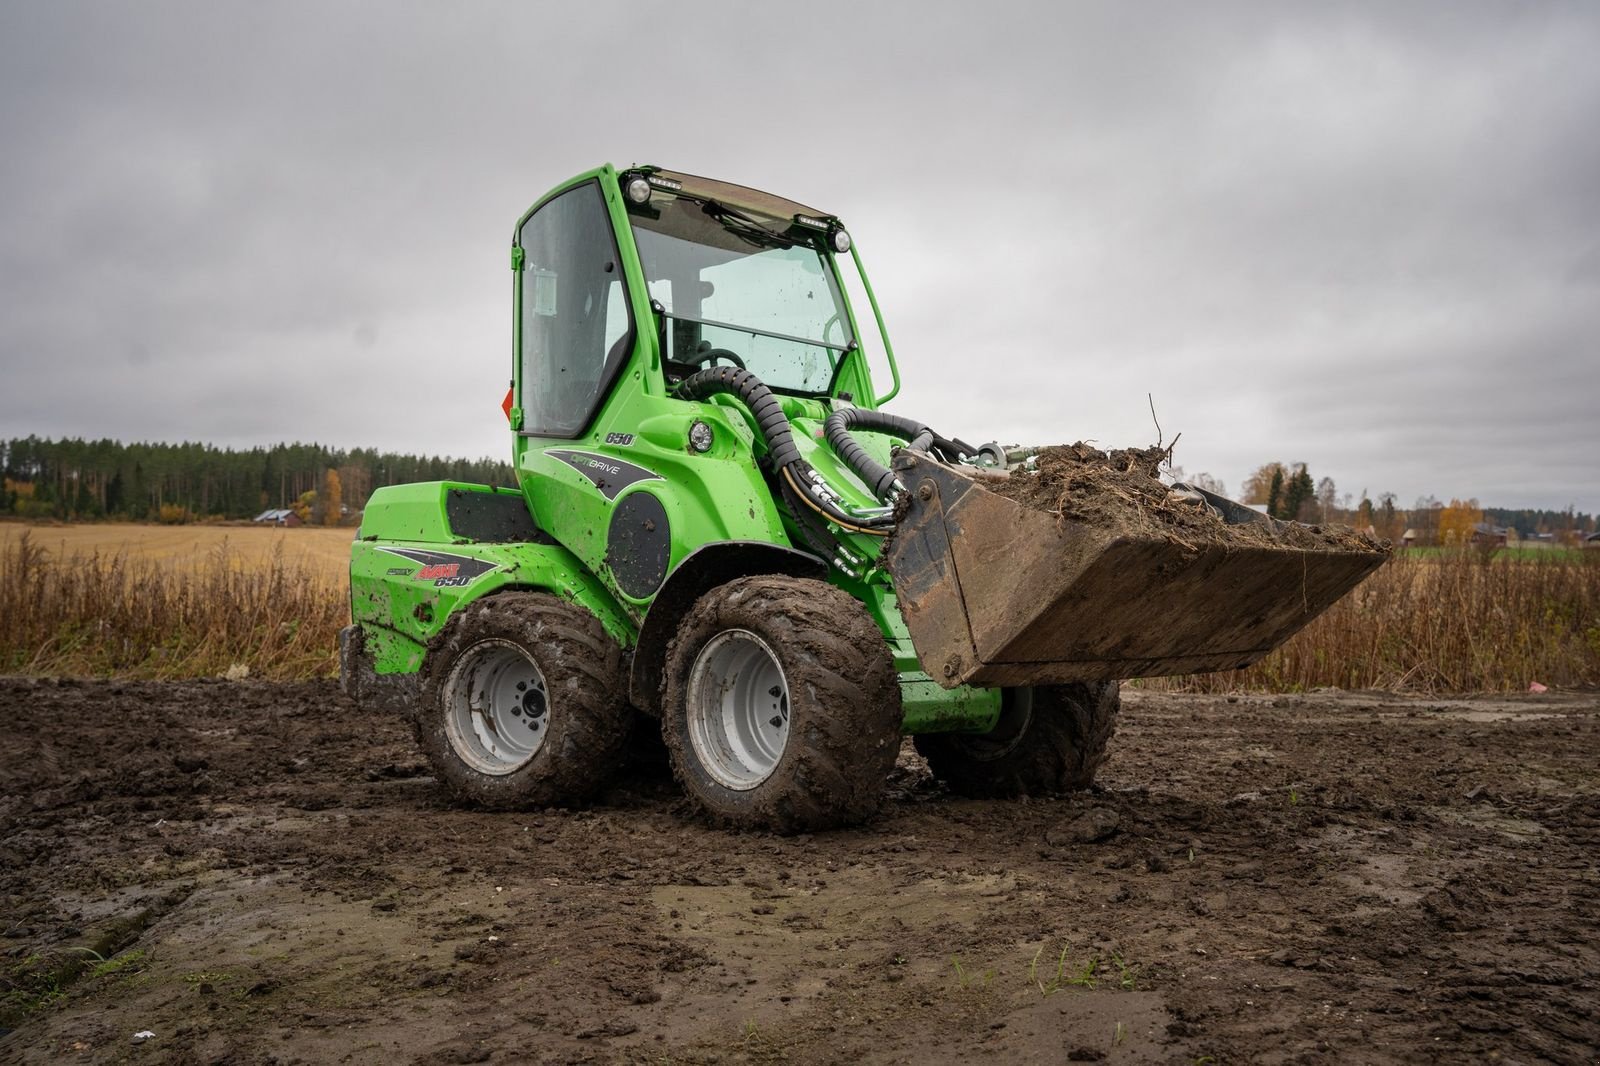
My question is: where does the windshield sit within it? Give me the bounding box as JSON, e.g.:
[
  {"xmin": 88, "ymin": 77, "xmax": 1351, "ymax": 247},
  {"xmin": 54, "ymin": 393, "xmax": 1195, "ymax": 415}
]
[{"xmin": 628, "ymin": 192, "xmax": 853, "ymax": 395}]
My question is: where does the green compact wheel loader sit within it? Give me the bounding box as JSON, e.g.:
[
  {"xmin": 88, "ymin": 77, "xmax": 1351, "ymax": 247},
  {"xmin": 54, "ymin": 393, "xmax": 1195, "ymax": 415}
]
[{"xmin": 341, "ymin": 164, "xmax": 1385, "ymax": 831}]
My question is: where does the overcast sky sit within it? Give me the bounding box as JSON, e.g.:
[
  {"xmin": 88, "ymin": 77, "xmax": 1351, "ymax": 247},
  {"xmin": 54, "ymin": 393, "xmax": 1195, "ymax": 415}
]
[{"xmin": 1, "ymin": 1, "xmax": 1595, "ymax": 512}]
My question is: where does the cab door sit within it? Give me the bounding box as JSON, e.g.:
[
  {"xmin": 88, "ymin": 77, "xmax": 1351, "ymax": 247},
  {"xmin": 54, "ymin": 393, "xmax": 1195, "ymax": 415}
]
[
  {"xmin": 513, "ymin": 179, "xmax": 661, "ymax": 599},
  {"xmin": 516, "ymin": 179, "xmax": 633, "ymax": 439}
]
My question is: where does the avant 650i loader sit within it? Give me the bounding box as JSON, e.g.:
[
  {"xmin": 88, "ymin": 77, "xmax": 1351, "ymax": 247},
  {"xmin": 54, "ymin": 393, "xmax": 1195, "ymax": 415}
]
[{"xmin": 341, "ymin": 165, "xmax": 1386, "ymax": 831}]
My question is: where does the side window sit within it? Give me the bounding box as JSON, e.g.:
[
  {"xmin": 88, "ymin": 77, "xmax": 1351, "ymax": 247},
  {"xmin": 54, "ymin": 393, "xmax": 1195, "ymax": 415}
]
[{"xmin": 518, "ymin": 182, "xmax": 633, "ymax": 437}]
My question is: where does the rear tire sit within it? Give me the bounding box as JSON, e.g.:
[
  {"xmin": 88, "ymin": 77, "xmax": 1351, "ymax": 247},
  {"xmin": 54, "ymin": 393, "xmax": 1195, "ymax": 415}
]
[
  {"xmin": 662, "ymin": 576, "xmax": 901, "ymax": 832},
  {"xmin": 915, "ymin": 682, "xmax": 1119, "ymax": 798},
  {"xmin": 416, "ymin": 592, "xmax": 630, "ymax": 809}
]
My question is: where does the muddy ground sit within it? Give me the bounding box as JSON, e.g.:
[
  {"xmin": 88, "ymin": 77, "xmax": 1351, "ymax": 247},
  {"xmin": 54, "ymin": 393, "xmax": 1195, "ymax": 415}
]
[{"xmin": 2, "ymin": 679, "xmax": 1597, "ymax": 1065}]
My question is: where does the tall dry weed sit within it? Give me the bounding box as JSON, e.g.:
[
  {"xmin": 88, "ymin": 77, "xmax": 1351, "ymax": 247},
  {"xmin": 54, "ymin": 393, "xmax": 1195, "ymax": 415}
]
[
  {"xmin": 0, "ymin": 531, "xmax": 346, "ymax": 679},
  {"xmin": 3, "ymin": 529, "xmax": 1597, "ymax": 692},
  {"xmin": 1148, "ymin": 549, "xmax": 1600, "ymax": 694}
]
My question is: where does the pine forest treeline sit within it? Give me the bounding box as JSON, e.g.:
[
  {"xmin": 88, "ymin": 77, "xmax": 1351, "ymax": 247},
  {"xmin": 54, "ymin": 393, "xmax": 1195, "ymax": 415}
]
[{"xmin": 1, "ymin": 436, "xmax": 514, "ymax": 521}]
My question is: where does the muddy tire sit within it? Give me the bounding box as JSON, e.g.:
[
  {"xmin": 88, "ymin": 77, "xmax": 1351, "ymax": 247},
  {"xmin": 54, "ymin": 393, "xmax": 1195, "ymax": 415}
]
[
  {"xmin": 915, "ymin": 682, "xmax": 1119, "ymax": 798},
  {"xmin": 662, "ymin": 575, "xmax": 902, "ymax": 833},
  {"xmin": 416, "ymin": 592, "xmax": 630, "ymax": 809}
]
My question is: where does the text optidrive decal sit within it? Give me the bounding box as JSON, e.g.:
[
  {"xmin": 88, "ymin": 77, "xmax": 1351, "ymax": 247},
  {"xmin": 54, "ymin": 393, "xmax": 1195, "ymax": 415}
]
[{"xmin": 546, "ymin": 449, "xmax": 662, "ymax": 501}]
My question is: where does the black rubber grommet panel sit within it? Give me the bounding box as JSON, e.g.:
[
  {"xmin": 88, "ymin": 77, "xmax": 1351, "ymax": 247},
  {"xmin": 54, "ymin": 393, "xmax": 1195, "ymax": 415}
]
[
  {"xmin": 446, "ymin": 488, "xmax": 552, "ymax": 544},
  {"xmin": 607, "ymin": 491, "xmax": 672, "ymax": 600}
]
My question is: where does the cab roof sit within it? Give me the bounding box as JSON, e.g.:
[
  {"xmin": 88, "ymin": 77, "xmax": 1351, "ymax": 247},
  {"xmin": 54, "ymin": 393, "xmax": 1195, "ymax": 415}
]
[{"xmin": 638, "ymin": 166, "xmax": 832, "ymax": 224}]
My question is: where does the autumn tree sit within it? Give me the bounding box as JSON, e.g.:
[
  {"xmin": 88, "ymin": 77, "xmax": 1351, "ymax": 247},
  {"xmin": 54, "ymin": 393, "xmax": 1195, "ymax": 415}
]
[
  {"xmin": 1316, "ymin": 476, "xmax": 1337, "ymax": 521},
  {"xmin": 336, "ymin": 463, "xmax": 369, "ymax": 514},
  {"xmin": 1438, "ymin": 498, "xmax": 1484, "ymax": 547},
  {"xmin": 1241, "ymin": 463, "xmax": 1286, "ymax": 505},
  {"xmin": 323, "ymin": 468, "xmax": 343, "ymax": 526}
]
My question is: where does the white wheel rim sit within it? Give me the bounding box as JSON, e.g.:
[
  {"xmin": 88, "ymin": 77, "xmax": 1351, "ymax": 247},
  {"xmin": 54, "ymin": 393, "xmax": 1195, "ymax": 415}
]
[
  {"xmin": 442, "ymin": 639, "xmax": 549, "ymax": 775},
  {"xmin": 686, "ymin": 629, "xmax": 790, "ymax": 791}
]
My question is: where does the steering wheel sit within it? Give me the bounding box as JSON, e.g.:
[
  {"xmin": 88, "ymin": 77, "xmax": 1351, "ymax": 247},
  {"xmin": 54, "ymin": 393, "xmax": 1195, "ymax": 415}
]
[{"xmin": 685, "ymin": 347, "xmax": 747, "ymax": 370}]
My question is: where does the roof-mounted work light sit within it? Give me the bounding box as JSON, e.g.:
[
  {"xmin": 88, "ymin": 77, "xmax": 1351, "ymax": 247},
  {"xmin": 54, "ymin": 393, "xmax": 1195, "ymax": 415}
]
[{"xmin": 623, "ymin": 174, "xmax": 652, "ymax": 205}]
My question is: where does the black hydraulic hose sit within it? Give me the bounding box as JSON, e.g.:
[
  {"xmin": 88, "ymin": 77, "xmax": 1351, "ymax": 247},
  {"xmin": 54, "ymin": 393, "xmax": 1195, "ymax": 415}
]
[
  {"xmin": 676, "ymin": 366, "xmax": 800, "ymax": 469},
  {"xmin": 675, "ymin": 366, "xmax": 893, "ymax": 536},
  {"xmin": 823, "ymin": 407, "xmax": 935, "ymax": 502}
]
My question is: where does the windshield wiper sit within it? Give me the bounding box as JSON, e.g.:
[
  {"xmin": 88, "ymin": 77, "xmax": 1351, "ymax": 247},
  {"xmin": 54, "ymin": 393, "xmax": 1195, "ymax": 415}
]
[{"xmin": 700, "ymin": 199, "xmax": 795, "ymax": 250}]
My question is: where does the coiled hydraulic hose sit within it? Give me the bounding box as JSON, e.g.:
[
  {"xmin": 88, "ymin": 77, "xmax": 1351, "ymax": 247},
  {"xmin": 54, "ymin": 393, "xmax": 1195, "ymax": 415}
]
[
  {"xmin": 675, "ymin": 368, "xmax": 893, "ymax": 542},
  {"xmin": 822, "ymin": 407, "xmax": 935, "ymax": 501},
  {"xmin": 677, "ymin": 366, "xmax": 802, "ymax": 470},
  {"xmin": 673, "ymin": 367, "xmax": 977, "ymax": 575}
]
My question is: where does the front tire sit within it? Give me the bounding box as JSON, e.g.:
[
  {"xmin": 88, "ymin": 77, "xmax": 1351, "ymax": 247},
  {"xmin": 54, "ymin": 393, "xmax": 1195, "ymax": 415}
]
[
  {"xmin": 416, "ymin": 592, "xmax": 630, "ymax": 809},
  {"xmin": 915, "ymin": 682, "xmax": 1119, "ymax": 798},
  {"xmin": 662, "ymin": 576, "xmax": 902, "ymax": 832}
]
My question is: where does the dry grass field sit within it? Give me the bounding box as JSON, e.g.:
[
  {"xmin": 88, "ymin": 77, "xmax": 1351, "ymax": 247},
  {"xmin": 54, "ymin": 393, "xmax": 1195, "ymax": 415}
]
[
  {"xmin": 0, "ymin": 523, "xmax": 352, "ymax": 679},
  {"xmin": 1149, "ymin": 548, "xmax": 1600, "ymax": 694},
  {"xmin": 2, "ymin": 521, "xmax": 1596, "ymax": 693},
  {"xmin": 0, "ymin": 520, "xmax": 355, "ymax": 579}
]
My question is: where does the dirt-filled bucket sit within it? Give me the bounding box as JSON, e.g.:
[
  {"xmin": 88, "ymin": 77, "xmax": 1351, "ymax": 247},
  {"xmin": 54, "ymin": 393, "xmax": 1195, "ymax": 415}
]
[{"xmin": 884, "ymin": 446, "xmax": 1390, "ymax": 688}]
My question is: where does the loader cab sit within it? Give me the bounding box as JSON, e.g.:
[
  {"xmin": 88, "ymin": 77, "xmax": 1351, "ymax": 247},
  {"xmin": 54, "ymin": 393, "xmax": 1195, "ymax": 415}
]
[
  {"xmin": 618, "ymin": 170, "xmax": 859, "ymax": 398},
  {"xmin": 507, "ymin": 164, "xmax": 894, "ymax": 620},
  {"xmin": 511, "ymin": 165, "xmax": 890, "ymax": 438}
]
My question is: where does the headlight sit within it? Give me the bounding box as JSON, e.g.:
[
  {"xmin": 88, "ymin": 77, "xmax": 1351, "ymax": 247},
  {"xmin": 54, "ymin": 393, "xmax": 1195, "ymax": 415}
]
[
  {"xmin": 624, "ymin": 175, "xmax": 652, "ymax": 205},
  {"xmin": 829, "ymin": 228, "xmax": 851, "ymax": 254},
  {"xmin": 688, "ymin": 421, "xmax": 714, "ymax": 453}
]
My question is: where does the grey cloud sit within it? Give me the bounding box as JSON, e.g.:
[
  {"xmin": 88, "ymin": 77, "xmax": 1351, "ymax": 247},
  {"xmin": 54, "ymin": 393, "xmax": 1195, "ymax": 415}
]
[{"xmin": 0, "ymin": 1, "xmax": 1596, "ymax": 510}]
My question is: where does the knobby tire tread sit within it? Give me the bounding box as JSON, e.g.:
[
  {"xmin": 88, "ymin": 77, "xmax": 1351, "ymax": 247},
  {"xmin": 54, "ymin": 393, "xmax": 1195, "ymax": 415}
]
[
  {"xmin": 662, "ymin": 575, "xmax": 902, "ymax": 833},
  {"xmin": 915, "ymin": 682, "xmax": 1120, "ymax": 799},
  {"xmin": 416, "ymin": 592, "xmax": 630, "ymax": 809}
]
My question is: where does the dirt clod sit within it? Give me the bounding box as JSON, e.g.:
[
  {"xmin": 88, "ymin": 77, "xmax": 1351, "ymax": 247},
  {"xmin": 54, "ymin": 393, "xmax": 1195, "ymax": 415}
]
[
  {"xmin": 992, "ymin": 441, "xmax": 1380, "ymax": 551},
  {"xmin": 1045, "ymin": 806, "xmax": 1122, "ymax": 845}
]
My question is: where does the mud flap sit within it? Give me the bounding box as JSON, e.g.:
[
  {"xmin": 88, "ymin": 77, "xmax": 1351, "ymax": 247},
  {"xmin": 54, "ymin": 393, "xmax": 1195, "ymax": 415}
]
[
  {"xmin": 884, "ymin": 452, "xmax": 1389, "ymax": 688},
  {"xmin": 339, "ymin": 624, "xmax": 420, "ymax": 717}
]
